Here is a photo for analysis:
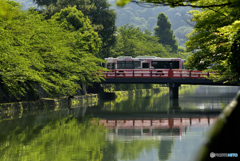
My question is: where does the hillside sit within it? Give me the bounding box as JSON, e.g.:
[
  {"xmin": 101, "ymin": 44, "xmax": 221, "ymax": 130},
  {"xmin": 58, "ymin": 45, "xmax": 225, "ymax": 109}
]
[
  {"xmin": 109, "ymin": 1, "xmax": 194, "ymax": 46},
  {"xmin": 13, "ymin": 0, "xmax": 194, "ymax": 46},
  {"xmin": 14, "ymin": 0, "xmax": 37, "ymax": 10}
]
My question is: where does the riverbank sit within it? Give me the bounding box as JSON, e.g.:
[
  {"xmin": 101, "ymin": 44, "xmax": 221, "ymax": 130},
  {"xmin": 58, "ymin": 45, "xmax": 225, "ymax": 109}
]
[
  {"xmin": 0, "ymin": 94, "xmax": 98, "ymax": 115},
  {"xmin": 115, "ymin": 85, "xmax": 196, "ymax": 98},
  {"xmin": 195, "ymin": 90, "xmax": 240, "ymax": 161},
  {"xmin": 0, "ymin": 85, "xmax": 196, "ymax": 115}
]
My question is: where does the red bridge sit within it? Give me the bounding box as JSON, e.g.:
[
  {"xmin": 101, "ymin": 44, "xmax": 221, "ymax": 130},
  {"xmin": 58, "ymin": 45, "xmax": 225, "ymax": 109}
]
[
  {"xmin": 102, "ymin": 69, "xmax": 210, "ymax": 79},
  {"xmin": 99, "ymin": 69, "xmax": 239, "ymax": 99}
]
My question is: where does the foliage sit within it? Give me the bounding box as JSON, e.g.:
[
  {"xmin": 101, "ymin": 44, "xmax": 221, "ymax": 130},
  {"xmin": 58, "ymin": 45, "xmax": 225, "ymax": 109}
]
[
  {"xmin": 0, "ymin": 0, "xmax": 22, "ymax": 19},
  {"xmin": 109, "ymin": 0, "xmax": 194, "ymax": 46},
  {"xmin": 116, "ymin": 0, "xmax": 240, "ymax": 83},
  {"xmin": 32, "ymin": 0, "xmax": 117, "ymax": 59},
  {"xmin": 0, "ymin": 116, "xmax": 107, "ymax": 161},
  {"xmin": 89, "ymin": 0, "xmax": 117, "ymax": 58},
  {"xmin": 33, "ymin": 0, "xmax": 57, "ymax": 6},
  {"xmin": 116, "ymin": 0, "xmax": 237, "ymax": 8},
  {"xmin": 114, "ymin": 84, "xmax": 153, "ymax": 91},
  {"xmin": 111, "ymin": 24, "xmax": 170, "ymax": 58},
  {"xmin": 0, "ymin": 2, "xmax": 105, "ymax": 99},
  {"xmin": 110, "ymin": 24, "xmax": 189, "ymax": 61},
  {"xmin": 17, "ymin": 0, "xmax": 195, "ymax": 48},
  {"xmin": 115, "ymin": 140, "xmax": 158, "ymax": 160},
  {"xmin": 175, "ymin": 26, "xmax": 193, "ymax": 46},
  {"xmin": 184, "ymin": 0, "xmax": 240, "ymax": 83},
  {"xmin": 14, "ymin": 0, "xmax": 37, "ymax": 10},
  {"xmin": 154, "ymin": 13, "xmax": 178, "ymax": 53},
  {"xmin": 158, "ymin": 139, "xmax": 175, "ymax": 161},
  {"xmin": 0, "ymin": 0, "xmax": 9, "ymax": 18},
  {"xmin": 51, "ymin": 6, "xmax": 101, "ymax": 54}
]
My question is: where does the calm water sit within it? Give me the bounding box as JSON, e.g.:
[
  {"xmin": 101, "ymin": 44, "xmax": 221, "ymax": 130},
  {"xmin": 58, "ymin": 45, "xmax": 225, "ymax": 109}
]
[{"xmin": 0, "ymin": 85, "xmax": 239, "ymax": 161}]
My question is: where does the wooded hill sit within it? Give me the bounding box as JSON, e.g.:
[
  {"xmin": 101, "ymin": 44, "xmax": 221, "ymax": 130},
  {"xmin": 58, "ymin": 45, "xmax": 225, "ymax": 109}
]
[
  {"xmin": 109, "ymin": 0, "xmax": 193, "ymax": 46},
  {"xmin": 14, "ymin": 0, "xmax": 193, "ymax": 46}
]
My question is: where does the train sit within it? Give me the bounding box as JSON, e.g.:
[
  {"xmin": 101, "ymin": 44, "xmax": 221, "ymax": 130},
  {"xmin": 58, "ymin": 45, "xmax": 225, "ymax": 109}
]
[{"xmin": 103, "ymin": 56, "xmax": 186, "ymax": 70}]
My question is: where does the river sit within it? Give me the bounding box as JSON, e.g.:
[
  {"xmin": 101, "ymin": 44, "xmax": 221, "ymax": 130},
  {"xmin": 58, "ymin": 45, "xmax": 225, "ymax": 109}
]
[{"xmin": 0, "ymin": 85, "xmax": 239, "ymax": 161}]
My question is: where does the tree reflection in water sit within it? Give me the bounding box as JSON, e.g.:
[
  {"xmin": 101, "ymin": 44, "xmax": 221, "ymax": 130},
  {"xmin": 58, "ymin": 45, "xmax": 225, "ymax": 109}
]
[
  {"xmin": 158, "ymin": 139, "xmax": 175, "ymax": 161},
  {"xmin": 1, "ymin": 86, "xmax": 238, "ymax": 161},
  {"xmin": 0, "ymin": 115, "xmax": 106, "ymax": 161}
]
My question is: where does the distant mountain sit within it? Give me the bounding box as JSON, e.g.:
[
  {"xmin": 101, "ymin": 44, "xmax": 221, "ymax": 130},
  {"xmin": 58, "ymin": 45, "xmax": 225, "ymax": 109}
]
[
  {"xmin": 14, "ymin": 0, "xmax": 37, "ymax": 10},
  {"xmin": 109, "ymin": 0, "xmax": 194, "ymax": 46},
  {"xmin": 14, "ymin": 0, "xmax": 194, "ymax": 46}
]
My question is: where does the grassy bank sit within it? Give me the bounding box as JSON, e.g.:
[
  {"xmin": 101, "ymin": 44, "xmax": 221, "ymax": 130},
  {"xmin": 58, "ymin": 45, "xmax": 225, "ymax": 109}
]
[{"xmin": 0, "ymin": 94, "xmax": 98, "ymax": 116}]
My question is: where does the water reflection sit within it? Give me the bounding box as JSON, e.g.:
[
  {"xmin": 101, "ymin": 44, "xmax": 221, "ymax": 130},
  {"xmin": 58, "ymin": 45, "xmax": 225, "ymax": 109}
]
[
  {"xmin": 102, "ymin": 117, "xmax": 216, "ymax": 140},
  {"xmin": 92, "ymin": 85, "xmax": 239, "ymax": 113},
  {"xmin": 98, "ymin": 117, "xmax": 216, "ymax": 161},
  {"xmin": 0, "ymin": 113, "xmax": 107, "ymax": 161},
  {"xmin": 0, "ymin": 86, "xmax": 239, "ymax": 161}
]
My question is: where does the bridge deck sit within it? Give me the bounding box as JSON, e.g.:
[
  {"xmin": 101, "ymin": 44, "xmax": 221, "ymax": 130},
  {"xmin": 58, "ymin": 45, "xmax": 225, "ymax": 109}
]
[
  {"xmin": 86, "ymin": 110, "xmax": 221, "ymax": 120},
  {"xmin": 101, "ymin": 69, "xmax": 238, "ymax": 85}
]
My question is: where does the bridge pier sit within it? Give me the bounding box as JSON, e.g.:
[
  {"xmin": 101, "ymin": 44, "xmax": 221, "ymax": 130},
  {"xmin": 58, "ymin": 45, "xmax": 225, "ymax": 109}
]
[
  {"xmin": 170, "ymin": 99, "xmax": 181, "ymax": 110},
  {"xmin": 168, "ymin": 83, "xmax": 181, "ymax": 99}
]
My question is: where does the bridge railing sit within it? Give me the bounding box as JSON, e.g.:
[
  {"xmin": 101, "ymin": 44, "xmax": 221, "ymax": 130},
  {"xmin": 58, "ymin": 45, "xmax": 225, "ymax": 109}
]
[
  {"xmin": 172, "ymin": 70, "xmax": 210, "ymax": 78},
  {"xmin": 102, "ymin": 69, "xmax": 211, "ymax": 79}
]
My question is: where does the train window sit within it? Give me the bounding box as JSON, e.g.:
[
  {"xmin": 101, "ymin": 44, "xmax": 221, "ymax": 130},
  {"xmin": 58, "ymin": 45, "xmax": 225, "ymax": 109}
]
[
  {"xmin": 117, "ymin": 61, "xmax": 124, "ymax": 69},
  {"xmin": 126, "ymin": 61, "xmax": 133, "ymax": 69},
  {"xmin": 142, "ymin": 63, "xmax": 149, "ymax": 68},
  {"xmin": 151, "ymin": 61, "xmax": 179, "ymax": 69},
  {"xmin": 117, "ymin": 61, "xmax": 135, "ymax": 69},
  {"xmin": 172, "ymin": 61, "xmax": 179, "ymax": 69},
  {"xmin": 134, "ymin": 61, "xmax": 141, "ymax": 69},
  {"xmin": 107, "ymin": 63, "xmax": 115, "ymax": 69}
]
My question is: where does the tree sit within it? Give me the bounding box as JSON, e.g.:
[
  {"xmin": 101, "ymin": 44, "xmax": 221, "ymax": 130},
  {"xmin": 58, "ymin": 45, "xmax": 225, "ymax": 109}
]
[
  {"xmin": 32, "ymin": 0, "xmax": 117, "ymax": 59},
  {"xmin": 111, "ymin": 24, "xmax": 170, "ymax": 58},
  {"xmin": 33, "ymin": 0, "xmax": 57, "ymax": 6},
  {"xmin": 154, "ymin": 13, "xmax": 178, "ymax": 53},
  {"xmin": 51, "ymin": 6, "xmax": 101, "ymax": 54},
  {"xmin": 0, "ymin": 115, "xmax": 107, "ymax": 161},
  {"xmin": 0, "ymin": 0, "xmax": 21, "ymax": 19},
  {"xmin": 158, "ymin": 140, "xmax": 175, "ymax": 161},
  {"xmin": 0, "ymin": 0, "xmax": 9, "ymax": 18},
  {"xmin": 116, "ymin": 0, "xmax": 240, "ymax": 83},
  {"xmin": 174, "ymin": 26, "xmax": 193, "ymax": 46},
  {"xmin": 90, "ymin": 0, "xmax": 117, "ymax": 58},
  {"xmin": 0, "ymin": 2, "xmax": 105, "ymax": 100},
  {"xmin": 184, "ymin": 0, "xmax": 240, "ymax": 83},
  {"xmin": 117, "ymin": 0, "xmax": 238, "ymax": 8}
]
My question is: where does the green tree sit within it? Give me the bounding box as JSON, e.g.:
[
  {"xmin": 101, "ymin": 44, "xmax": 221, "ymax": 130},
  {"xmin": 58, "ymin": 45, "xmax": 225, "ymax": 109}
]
[
  {"xmin": 174, "ymin": 26, "xmax": 193, "ymax": 46},
  {"xmin": 117, "ymin": 0, "xmax": 240, "ymax": 83},
  {"xmin": 116, "ymin": 140, "xmax": 159, "ymax": 160},
  {"xmin": 0, "ymin": 0, "xmax": 9, "ymax": 18},
  {"xmin": 51, "ymin": 6, "xmax": 101, "ymax": 54},
  {"xmin": 90, "ymin": 0, "xmax": 117, "ymax": 58},
  {"xmin": 32, "ymin": 0, "xmax": 117, "ymax": 59},
  {"xmin": 154, "ymin": 13, "xmax": 178, "ymax": 53},
  {"xmin": 184, "ymin": 1, "xmax": 240, "ymax": 83},
  {"xmin": 33, "ymin": 0, "xmax": 57, "ymax": 6},
  {"xmin": 111, "ymin": 24, "xmax": 170, "ymax": 58},
  {"xmin": 0, "ymin": 0, "xmax": 21, "ymax": 19},
  {"xmin": 0, "ymin": 2, "xmax": 105, "ymax": 100},
  {"xmin": 116, "ymin": 0, "xmax": 237, "ymax": 8},
  {"xmin": 0, "ymin": 115, "xmax": 107, "ymax": 161},
  {"xmin": 158, "ymin": 140, "xmax": 175, "ymax": 161}
]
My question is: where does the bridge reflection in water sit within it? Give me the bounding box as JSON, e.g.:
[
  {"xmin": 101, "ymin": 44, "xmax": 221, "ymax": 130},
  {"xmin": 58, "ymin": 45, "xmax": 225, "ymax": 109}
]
[{"xmin": 98, "ymin": 117, "xmax": 217, "ymax": 140}]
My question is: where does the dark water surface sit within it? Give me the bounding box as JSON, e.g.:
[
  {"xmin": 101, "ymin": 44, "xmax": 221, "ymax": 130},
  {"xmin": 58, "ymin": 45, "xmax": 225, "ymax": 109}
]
[{"xmin": 0, "ymin": 85, "xmax": 239, "ymax": 161}]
